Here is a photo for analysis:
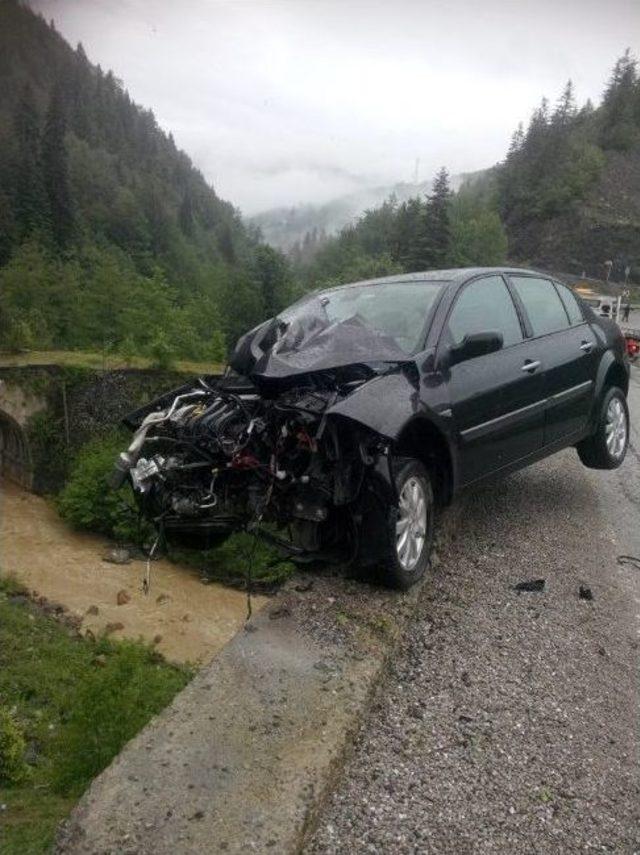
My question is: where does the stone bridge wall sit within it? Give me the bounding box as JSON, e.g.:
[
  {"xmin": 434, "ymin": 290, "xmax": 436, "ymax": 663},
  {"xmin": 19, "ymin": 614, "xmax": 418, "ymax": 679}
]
[{"xmin": 0, "ymin": 366, "xmax": 191, "ymax": 493}]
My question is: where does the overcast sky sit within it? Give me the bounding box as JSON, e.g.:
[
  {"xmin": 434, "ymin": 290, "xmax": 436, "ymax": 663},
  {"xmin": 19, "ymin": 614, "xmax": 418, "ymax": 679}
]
[{"xmin": 33, "ymin": 0, "xmax": 640, "ymax": 215}]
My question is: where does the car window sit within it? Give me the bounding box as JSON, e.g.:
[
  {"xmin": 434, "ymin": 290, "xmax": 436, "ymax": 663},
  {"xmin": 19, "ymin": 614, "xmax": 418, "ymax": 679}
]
[
  {"xmin": 447, "ymin": 275, "xmax": 523, "ymax": 348},
  {"xmin": 510, "ymin": 276, "xmax": 569, "ymax": 336},
  {"xmin": 554, "ymin": 282, "xmax": 584, "ymax": 325},
  {"xmin": 284, "ymin": 281, "xmax": 444, "ymax": 354}
]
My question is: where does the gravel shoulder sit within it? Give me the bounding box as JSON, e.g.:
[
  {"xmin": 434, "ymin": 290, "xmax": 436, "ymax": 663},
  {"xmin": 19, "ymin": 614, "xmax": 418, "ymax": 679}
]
[{"xmin": 308, "ymin": 377, "xmax": 640, "ymax": 853}]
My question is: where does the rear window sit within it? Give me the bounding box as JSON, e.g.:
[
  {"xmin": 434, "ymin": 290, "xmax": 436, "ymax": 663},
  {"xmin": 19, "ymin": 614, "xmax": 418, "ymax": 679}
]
[
  {"xmin": 555, "ymin": 283, "xmax": 584, "ymax": 325},
  {"xmin": 510, "ymin": 276, "xmax": 569, "ymax": 336}
]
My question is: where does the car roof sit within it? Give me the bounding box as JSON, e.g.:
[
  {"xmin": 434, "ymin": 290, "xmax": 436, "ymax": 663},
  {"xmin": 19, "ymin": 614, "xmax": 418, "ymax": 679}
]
[{"xmin": 327, "ymin": 267, "xmax": 547, "ymax": 291}]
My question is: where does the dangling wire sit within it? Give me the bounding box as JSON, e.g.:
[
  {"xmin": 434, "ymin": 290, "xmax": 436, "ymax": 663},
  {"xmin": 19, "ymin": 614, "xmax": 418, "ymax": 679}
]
[
  {"xmin": 244, "ymin": 477, "xmax": 275, "ymax": 623},
  {"xmin": 142, "ymin": 519, "xmax": 165, "ymax": 595}
]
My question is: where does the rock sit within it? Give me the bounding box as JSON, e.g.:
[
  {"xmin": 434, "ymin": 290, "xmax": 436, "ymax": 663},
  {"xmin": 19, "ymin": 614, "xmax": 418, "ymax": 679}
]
[
  {"xmin": 102, "ymin": 548, "xmax": 131, "ymax": 565},
  {"xmin": 269, "ymin": 603, "xmax": 292, "ymax": 620},
  {"xmin": 94, "ymin": 653, "xmax": 108, "ymax": 667},
  {"xmin": 117, "ymin": 589, "xmax": 131, "ymax": 606},
  {"xmin": 181, "ymin": 613, "xmax": 192, "ymax": 622},
  {"xmin": 295, "ymin": 579, "xmax": 314, "ymax": 593},
  {"xmin": 104, "ymin": 621, "xmax": 125, "ymax": 635},
  {"xmin": 156, "ymin": 593, "xmax": 171, "ymax": 604},
  {"xmin": 86, "ymin": 605, "xmax": 99, "ymax": 616},
  {"xmin": 579, "ymin": 585, "xmax": 594, "ymax": 601},
  {"xmin": 153, "ymin": 634, "xmax": 163, "ymax": 645}
]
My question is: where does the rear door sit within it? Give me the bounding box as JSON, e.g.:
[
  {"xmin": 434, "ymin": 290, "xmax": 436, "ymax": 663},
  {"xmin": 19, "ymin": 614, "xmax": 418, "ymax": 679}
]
[
  {"xmin": 508, "ymin": 275, "xmax": 598, "ymax": 444},
  {"xmin": 442, "ymin": 274, "xmax": 546, "ymax": 485}
]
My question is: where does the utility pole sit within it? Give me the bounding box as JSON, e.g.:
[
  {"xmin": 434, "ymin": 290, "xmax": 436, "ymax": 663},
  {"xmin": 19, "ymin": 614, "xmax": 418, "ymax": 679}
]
[{"xmin": 604, "ymin": 260, "xmax": 613, "ymax": 283}]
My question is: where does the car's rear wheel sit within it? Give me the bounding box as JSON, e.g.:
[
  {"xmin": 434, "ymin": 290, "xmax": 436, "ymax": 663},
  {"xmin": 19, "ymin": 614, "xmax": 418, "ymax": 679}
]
[
  {"xmin": 381, "ymin": 458, "xmax": 434, "ymax": 590},
  {"xmin": 577, "ymin": 386, "xmax": 629, "ymax": 470}
]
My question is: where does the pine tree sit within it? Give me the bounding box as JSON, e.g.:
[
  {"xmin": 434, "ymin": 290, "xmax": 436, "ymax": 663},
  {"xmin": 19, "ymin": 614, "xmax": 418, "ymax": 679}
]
[
  {"xmin": 601, "ymin": 49, "xmax": 638, "ymax": 149},
  {"xmin": 421, "ymin": 167, "xmax": 452, "ymax": 269},
  {"xmin": 42, "ymin": 83, "xmax": 74, "ymax": 247},
  {"xmin": 253, "ymin": 244, "xmax": 291, "ymax": 318},
  {"xmin": 178, "ymin": 189, "xmax": 195, "ymax": 236},
  {"xmin": 553, "ymin": 80, "xmax": 577, "ymax": 126},
  {"xmin": 507, "ymin": 122, "xmax": 525, "ymax": 159},
  {"xmin": 395, "ymin": 197, "xmax": 426, "ymax": 270},
  {"xmin": 12, "ymin": 84, "xmax": 49, "ymax": 240}
]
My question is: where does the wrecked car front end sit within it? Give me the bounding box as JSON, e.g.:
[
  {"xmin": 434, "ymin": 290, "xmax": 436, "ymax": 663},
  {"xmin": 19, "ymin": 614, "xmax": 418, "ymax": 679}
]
[
  {"xmin": 112, "ymin": 365, "xmax": 399, "ymax": 561},
  {"xmin": 111, "ymin": 279, "xmax": 445, "ymax": 569}
]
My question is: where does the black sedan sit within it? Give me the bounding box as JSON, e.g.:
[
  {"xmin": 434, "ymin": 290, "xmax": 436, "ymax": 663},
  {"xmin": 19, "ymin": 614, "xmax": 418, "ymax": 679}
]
[{"xmin": 113, "ymin": 268, "xmax": 630, "ymax": 589}]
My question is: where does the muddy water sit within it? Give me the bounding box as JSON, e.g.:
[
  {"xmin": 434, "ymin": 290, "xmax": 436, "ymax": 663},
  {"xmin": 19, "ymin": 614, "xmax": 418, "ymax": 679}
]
[{"xmin": 0, "ymin": 480, "xmax": 266, "ymax": 665}]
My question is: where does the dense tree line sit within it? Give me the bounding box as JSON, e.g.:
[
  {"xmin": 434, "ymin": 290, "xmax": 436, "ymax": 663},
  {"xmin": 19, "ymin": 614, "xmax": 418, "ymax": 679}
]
[
  {"xmin": 1, "ymin": 0, "xmax": 638, "ymax": 359},
  {"xmin": 294, "ymin": 168, "xmax": 508, "ymax": 288},
  {"xmin": 294, "ymin": 50, "xmax": 640, "ymax": 287},
  {"xmin": 0, "ymin": 1, "xmax": 294, "ymax": 358},
  {"xmin": 498, "ymin": 50, "xmax": 640, "ymax": 275}
]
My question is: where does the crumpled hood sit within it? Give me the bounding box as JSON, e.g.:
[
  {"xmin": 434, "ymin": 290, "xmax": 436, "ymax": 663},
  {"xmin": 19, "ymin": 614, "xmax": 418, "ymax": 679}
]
[{"xmin": 229, "ymin": 301, "xmax": 411, "ymax": 380}]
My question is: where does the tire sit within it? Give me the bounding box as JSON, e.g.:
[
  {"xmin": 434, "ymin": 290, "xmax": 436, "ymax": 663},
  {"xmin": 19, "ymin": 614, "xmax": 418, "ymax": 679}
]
[
  {"xmin": 576, "ymin": 386, "xmax": 629, "ymax": 470},
  {"xmin": 375, "ymin": 458, "xmax": 435, "ymax": 590}
]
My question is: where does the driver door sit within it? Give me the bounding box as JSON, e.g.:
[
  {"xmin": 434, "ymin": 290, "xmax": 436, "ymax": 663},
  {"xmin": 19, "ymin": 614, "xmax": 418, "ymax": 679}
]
[{"xmin": 442, "ymin": 275, "xmax": 546, "ymax": 484}]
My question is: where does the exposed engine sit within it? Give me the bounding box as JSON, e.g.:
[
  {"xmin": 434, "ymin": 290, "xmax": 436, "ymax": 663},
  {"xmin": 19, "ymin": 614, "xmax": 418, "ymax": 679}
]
[{"xmin": 112, "ymin": 371, "xmax": 390, "ymax": 559}]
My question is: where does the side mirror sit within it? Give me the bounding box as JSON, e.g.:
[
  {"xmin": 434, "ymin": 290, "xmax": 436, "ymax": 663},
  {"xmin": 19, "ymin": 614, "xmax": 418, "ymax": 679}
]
[{"xmin": 448, "ymin": 331, "xmax": 503, "ymax": 367}]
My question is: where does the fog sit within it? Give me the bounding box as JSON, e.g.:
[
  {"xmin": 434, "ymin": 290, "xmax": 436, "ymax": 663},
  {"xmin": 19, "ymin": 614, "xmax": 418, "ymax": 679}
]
[{"xmin": 33, "ymin": 0, "xmax": 640, "ymax": 214}]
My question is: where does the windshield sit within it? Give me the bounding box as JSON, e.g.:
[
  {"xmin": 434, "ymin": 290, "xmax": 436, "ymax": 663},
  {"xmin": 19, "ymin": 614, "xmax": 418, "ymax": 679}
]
[{"xmin": 282, "ymin": 280, "xmax": 444, "ymax": 354}]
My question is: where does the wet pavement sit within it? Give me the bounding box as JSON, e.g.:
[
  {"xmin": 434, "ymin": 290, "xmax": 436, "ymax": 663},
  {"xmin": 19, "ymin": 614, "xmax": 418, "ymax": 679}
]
[{"xmin": 307, "ymin": 369, "xmax": 640, "ymax": 853}]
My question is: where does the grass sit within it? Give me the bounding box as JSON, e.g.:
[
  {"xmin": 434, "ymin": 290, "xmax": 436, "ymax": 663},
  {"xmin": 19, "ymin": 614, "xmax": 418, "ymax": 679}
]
[
  {"xmin": 171, "ymin": 531, "xmax": 296, "ymax": 590},
  {"xmin": 0, "ymin": 575, "xmax": 192, "ymax": 854},
  {"xmin": 0, "ymin": 348, "xmax": 224, "ymax": 375}
]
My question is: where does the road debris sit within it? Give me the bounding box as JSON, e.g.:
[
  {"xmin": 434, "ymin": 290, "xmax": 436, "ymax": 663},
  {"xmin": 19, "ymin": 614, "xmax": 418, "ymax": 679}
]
[
  {"xmin": 617, "ymin": 554, "xmax": 640, "ymax": 571},
  {"xmin": 579, "ymin": 585, "xmax": 594, "ymax": 600},
  {"xmin": 513, "ymin": 578, "xmax": 545, "ymax": 593},
  {"xmin": 102, "ymin": 548, "xmax": 131, "ymax": 565}
]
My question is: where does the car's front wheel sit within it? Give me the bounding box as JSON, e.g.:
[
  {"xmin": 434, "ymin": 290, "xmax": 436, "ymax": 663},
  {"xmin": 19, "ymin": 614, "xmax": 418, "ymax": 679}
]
[
  {"xmin": 577, "ymin": 386, "xmax": 629, "ymax": 470},
  {"xmin": 382, "ymin": 458, "xmax": 434, "ymax": 590}
]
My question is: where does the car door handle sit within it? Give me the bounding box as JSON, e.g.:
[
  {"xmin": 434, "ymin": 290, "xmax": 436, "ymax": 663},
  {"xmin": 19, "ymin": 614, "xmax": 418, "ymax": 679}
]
[
  {"xmin": 580, "ymin": 341, "xmax": 594, "ymax": 353},
  {"xmin": 521, "ymin": 359, "xmax": 541, "ymax": 373}
]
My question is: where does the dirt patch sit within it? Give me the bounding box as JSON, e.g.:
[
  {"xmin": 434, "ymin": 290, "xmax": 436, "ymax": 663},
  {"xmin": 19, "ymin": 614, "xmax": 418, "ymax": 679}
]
[{"xmin": 0, "ymin": 480, "xmax": 266, "ymax": 664}]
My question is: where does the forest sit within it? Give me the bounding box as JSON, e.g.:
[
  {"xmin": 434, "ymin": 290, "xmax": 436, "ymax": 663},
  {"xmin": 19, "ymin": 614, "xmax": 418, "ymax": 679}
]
[
  {"xmin": 0, "ymin": 0, "xmax": 294, "ymax": 361},
  {"xmin": 1, "ymin": 1, "xmax": 639, "ymax": 362},
  {"xmin": 292, "ymin": 51, "xmax": 640, "ymax": 290}
]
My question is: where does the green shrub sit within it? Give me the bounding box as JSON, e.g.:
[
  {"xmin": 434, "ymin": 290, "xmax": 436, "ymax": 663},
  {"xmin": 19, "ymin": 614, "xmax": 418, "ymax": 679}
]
[
  {"xmin": 119, "ymin": 335, "xmax": 137, "ymax": 367},
  {"xmin": 57, "ymin": 433, "xmax": 138, "ymax": 540},
  {"xmin": 4, "ymin": 318, "xmax": 35, "ymax": 353},
  {"xmin": 50, "ymin": 641, "xmax": 189, "ymax": 796},
  {"xmin": 0, "ymin": 706, "xmax": 27, "ymax": 785},
  {"xmin": 147, "ymin": 331, "xmax": 176, "ymax": 370},
  {"xmin": 172, "ymin": 531, "xmax": 296, "ymax": 588},
  {"xmin": 210, "ymin": 329, "xmax": 227, "ymax": 363}
]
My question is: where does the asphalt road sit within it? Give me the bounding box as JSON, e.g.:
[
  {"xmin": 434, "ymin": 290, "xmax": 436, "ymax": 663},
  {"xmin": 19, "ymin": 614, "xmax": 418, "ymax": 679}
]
[{"xmin": 308, "ymin": 369, "xmax": 640, "ymax": 854}]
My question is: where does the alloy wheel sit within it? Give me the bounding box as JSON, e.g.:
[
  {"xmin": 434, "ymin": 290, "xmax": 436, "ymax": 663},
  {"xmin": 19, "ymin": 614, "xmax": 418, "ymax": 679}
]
[
  {"xmin": 605, "ymin": 396, "xmax": 627, "ymax": 459},
  {"xmin": 396, "ymin": 476, "xmax": 428, "ymax": 570}
]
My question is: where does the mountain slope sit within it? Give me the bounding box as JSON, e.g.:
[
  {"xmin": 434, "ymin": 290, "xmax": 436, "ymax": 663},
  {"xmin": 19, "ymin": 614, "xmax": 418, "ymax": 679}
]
[
  {"xmin": 495, "ymin": 65, "xmax": 640, "ymax": 282},
  {"xmin": 0, "ymin": 0, "xmax": 293, "ymax": 356},
  {"xmin": 504, "ymin": 144, "xmax": 640, "ymax": 279}
]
